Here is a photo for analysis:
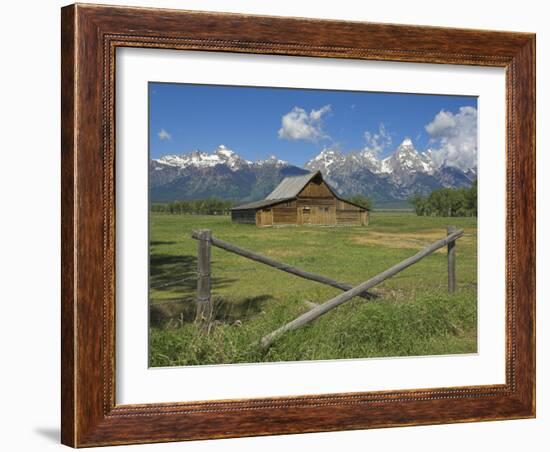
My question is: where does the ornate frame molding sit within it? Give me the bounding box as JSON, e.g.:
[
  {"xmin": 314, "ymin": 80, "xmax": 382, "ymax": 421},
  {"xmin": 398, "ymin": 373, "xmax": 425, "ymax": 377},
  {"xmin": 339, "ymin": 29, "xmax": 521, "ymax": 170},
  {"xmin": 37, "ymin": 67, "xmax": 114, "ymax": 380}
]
[{"xmin": 62, "ymin": 4, "xmax": 535, "ymax": 447}]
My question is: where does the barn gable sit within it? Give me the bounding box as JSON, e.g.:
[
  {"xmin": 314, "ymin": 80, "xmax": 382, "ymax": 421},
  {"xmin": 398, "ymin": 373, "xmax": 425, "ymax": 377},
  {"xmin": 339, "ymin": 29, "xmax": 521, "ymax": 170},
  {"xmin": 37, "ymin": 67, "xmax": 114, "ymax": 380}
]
[{"xmin": 298, "ymin": 176, "xmax": 334, "ymax": 199}]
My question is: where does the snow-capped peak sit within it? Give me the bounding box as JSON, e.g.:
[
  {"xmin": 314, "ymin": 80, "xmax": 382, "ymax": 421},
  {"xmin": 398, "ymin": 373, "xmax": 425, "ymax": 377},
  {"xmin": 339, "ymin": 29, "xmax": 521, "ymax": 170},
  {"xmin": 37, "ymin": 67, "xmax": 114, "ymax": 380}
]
[
  {"xmin": 155, "ymin": 145, "xmax": 248, "ymax": 171},
  {"xmin": 305, "ymin": 148, "xmax": 345, "ymax": 175},
  {"xmin": 382, "ymin": 138, "xmax": 437, "ymax": 184},
  {"xmin": 360, "ymin": 148, "xmax": 378, "ymax": 159},
  {"xmin": 357, "ymin": 148, "xmax": 382, "ymax": 173},
  {"xmin": 215, "ymin": 144, "xmax": 235, "ymax": 158},
  {"xmin": 305, "ymin": 138, "xmax": 440, "ymax": 181},
  {"xmin": 312, "ymin": 148, "xmax": 340, "ymax": 161},
  {"xmin": 254, "ymin": 154, "xmax": 288, "ymax": 167},
  {"xmin": 393, "ymin": 138, "xmax": 418, "ymax": 160},
  {"xmin": 153, "ymin": 146, "xmax": 293, "ymax": 171}
]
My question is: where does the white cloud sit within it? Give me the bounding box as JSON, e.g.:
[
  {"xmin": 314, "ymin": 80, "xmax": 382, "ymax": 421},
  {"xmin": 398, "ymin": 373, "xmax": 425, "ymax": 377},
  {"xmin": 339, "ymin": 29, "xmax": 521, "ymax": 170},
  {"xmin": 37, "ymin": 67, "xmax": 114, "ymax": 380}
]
[
  {"xmin": 425, "ymin": 110, "xmax": 458, "ymax": 137},
  {"xmin": 425, "ymin": 106, "xmax": 477, "ymax": 170},
  {"xmin": 278, "ymin": 105, "xmax": 331, "ymax": 141},
  {"xmin": 158, "ymin": 128, "xmax": 171, "ymax": 141},
  {"xmin": 363, "ymin": 123, "xmax": 392, "ymax": 155}
]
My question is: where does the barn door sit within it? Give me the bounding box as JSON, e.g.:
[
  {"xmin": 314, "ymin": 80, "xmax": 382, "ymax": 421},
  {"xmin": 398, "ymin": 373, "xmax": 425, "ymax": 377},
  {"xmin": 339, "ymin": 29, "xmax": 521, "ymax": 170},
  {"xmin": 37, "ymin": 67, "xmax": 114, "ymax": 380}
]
[
  {"xmin": 260, "ymin": 208, "xmax": 273, "ymax": 226},
  {"xmin": 310, "ymin": 206, "xmax": 334, "ymax": 225},
  {"xmin": 301, "ymin": 207, "xmax": 311, "ymax": 225}
]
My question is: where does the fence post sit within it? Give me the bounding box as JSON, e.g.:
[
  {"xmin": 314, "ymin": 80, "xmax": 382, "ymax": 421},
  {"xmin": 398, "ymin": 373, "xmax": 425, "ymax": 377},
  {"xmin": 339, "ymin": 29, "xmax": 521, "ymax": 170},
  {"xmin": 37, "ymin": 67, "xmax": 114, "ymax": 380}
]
[
  {"xmin": 447, "ymin": 226, "xmax": 456, "ymax": 293},
  {"xmin": 195, "ymin": 229, "xmax": 212, "ymax": 330}
]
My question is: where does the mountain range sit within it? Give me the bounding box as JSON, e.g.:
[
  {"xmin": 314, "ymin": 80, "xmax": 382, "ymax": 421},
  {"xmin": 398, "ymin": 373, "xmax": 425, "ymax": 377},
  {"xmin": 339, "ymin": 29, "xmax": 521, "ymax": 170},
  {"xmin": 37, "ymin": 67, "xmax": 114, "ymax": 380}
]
[{"xmin": 150, "ymin": 141, "xmax": 476, "ymax": 205}]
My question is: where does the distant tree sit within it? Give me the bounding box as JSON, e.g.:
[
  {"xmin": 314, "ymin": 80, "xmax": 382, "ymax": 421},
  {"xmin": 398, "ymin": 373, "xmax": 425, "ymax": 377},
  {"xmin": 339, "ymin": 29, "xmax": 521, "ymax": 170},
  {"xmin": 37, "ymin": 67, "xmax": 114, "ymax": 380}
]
[
  {"xmin": 410, "ymin": 193, "xmax": 427, "ymax": 216},
  {"xmin": 464, "ymin": 179, "xmax": 477, "ymax": 214},
  {"xmin": 347, "ymin": 194, "xmax": 373, "ymax": 210},
  {"xmin": 409, "ymin": 181, "xmax": 477, "ymax": 217},
  {"xmin": 150, "ymin": 203, "xmax": 167, "ymax": 213}
]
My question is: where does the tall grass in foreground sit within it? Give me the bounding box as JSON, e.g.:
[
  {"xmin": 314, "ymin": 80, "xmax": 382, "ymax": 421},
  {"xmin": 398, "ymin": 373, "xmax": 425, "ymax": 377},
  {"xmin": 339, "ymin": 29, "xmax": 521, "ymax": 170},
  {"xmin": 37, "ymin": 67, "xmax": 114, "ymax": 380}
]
[{"xmin": 150, "ymin": 289, "xmax": 476, "ymax": 367}]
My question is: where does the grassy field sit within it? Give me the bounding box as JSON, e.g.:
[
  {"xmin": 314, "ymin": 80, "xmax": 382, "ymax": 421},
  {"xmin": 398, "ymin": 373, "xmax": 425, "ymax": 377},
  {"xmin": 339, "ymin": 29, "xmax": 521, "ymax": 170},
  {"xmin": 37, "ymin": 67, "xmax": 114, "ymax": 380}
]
[{"xmin": 149, "ymin": 212, "xmax": 477, "ymax": 366}]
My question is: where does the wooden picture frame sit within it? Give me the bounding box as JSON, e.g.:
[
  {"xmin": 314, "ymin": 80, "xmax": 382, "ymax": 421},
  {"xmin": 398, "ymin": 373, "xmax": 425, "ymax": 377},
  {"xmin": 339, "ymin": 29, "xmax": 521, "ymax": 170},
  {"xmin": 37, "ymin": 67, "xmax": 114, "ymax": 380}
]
[{"xmin": 61, "ymin": 3, "xmax": 535, "ymax": 447}]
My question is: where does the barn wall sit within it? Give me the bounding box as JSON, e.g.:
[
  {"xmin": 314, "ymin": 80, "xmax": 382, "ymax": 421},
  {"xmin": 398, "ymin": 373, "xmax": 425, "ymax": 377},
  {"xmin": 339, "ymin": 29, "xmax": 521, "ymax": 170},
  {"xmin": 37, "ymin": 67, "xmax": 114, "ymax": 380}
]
[
  {"xmin": 231, "ymin": 209, "xmax": 257, "ymax": 224},
  {"xmin": 297, "ymin": 197, "xmax": 335, "ymax": 207},
  {"xmin": 336, "ymin": 210, "xmax": 362, "ymax": 225},
  {"xmin": 273, "ymin": 201, "xmax": 297, "ymax": 225},
  {"xmin": 335, "ymin": 199, "xmax": 368, "ymax": 225},
  {"xmin": 336, "ymin": 199, "xmax": 362, "ymax": 210}
]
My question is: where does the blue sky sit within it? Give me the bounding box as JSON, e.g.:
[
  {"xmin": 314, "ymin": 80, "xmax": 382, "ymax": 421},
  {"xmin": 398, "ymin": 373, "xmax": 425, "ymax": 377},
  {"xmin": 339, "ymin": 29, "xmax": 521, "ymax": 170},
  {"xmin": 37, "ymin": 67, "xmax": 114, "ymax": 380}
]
[{"xmin": 149, "ymin": 82, "xmax": 477, "ymax": 167}]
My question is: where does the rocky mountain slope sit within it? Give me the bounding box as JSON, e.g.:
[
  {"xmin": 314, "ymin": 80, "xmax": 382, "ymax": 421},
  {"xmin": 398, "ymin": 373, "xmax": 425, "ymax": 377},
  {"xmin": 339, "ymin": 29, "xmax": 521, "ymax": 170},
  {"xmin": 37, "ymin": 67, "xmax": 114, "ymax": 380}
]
[
  {"xmin": 150, "ymin": 145, "xmax": 309, "ymax": 203},
  {"xmin": 150, "ymin": 141, "xmax": 476, "ymax": 204}
]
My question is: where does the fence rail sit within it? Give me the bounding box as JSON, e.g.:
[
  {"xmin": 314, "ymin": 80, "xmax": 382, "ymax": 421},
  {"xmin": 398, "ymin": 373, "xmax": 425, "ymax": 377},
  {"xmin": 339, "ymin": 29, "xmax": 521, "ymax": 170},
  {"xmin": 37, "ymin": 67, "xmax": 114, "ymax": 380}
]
[
  {"xmin": 260, "ymin": 228, "xmax": 463, "ymax": 349},
  {"xmin": 190, "ymin": 227, "xmax": 464, "ymax": 346},
  {"xmin": 190, "ymin": 231, "xmax": 375, "ymax": 300}
]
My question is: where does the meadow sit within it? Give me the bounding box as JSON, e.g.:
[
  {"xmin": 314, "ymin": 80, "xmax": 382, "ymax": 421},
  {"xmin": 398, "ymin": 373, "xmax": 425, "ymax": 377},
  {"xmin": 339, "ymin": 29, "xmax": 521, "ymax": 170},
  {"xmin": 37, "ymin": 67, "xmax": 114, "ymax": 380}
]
[{"xmin": 149, "ymin": 212, "xmax": 477, "ymax": 366}]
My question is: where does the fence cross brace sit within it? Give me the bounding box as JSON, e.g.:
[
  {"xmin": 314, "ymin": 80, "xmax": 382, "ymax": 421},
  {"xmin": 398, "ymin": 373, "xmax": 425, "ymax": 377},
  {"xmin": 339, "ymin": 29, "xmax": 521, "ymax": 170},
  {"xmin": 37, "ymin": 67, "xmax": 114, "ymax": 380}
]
[
  {"xmin": 190, "ymin": 226, "xmax": 462, "ymax": 345},
  {"xmin": 259, "ymin": 227, "xmax": 464, "ymax": 349}
]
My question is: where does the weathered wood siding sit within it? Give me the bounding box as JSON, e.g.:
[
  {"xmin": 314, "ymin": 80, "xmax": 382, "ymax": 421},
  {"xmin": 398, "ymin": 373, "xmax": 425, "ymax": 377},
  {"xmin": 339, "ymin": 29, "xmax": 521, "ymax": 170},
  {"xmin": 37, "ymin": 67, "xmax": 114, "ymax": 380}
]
[
  {"xmin": 299, "ymin": 179, "xmax": 333, "ymax": 198},
  {"xmin": 313, "ymin": 206, "xmax": 336, "ymax": 225},
  {"xmin": 258, "ymin": 208, "xmax": 274, "ymax": 227},
  {"xmin": 297, "ymin": 206, "xmax": 337, "ymax": 225},
  {"xmin": 335, "ymin": 199, "xmax": 368, "ymax": 225},
  {"xmin": 231, "ymin": 209, "xmax": 256, "ymax": 224},
  {"xmin": 297, "ymin": 197, "xmax": 335, "ymax": 207},
  {"xmin": 273, "ymin": 200, "xmax": 298, "ymax": 225}
]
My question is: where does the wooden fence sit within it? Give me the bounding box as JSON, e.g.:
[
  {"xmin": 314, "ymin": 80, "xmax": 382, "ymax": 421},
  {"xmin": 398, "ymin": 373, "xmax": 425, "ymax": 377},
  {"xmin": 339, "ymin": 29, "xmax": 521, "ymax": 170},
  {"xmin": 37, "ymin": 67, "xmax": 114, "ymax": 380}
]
[{"xmin": 191, "ymin": 227, "xmax": 463, "ymax": 347}]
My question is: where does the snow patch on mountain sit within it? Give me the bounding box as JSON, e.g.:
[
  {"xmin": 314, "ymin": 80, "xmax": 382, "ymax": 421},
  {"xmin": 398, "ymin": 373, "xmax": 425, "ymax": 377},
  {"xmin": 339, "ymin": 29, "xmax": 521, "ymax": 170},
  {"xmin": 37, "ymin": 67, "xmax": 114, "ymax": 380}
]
[
  {"xmin": 253, "ymin": 154, "xmax": 289, "ymax": 167},
  {"xmin": 305, "ymin": 137, "xmax": 475, "ymax": 197},
  {"xmin": 307, "ymin": 148, "xmax": 345, "ymax": 175},
  {"xmin": 155, "ymin": 144, "xmax": 256, "ymax": 172}
]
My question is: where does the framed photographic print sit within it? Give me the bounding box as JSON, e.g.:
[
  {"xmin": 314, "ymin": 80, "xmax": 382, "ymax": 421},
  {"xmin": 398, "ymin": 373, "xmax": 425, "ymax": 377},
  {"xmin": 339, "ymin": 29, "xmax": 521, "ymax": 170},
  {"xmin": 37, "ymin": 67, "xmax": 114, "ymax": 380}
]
[{"xmin": 61, "ymin": 3, "xmax": 536, "ymax": 447}]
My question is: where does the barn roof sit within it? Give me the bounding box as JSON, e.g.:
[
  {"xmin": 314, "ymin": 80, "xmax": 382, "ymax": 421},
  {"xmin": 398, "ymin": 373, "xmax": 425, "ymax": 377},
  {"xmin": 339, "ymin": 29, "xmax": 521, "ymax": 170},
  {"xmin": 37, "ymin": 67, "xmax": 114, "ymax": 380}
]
[
  {"xmin": 231, "ymin": 197, "xmax": 294, "ymax": 211},
  {"xmin": 231, "ymin": 170, "xmax": 370, "ymax": 211},
  {"xmin": 265, "ymin": 171, "xmax": 320, "ymax": 200},
  {"xmin": 231, "ymin": 172, "xmax": 320, "ymax": 211}
]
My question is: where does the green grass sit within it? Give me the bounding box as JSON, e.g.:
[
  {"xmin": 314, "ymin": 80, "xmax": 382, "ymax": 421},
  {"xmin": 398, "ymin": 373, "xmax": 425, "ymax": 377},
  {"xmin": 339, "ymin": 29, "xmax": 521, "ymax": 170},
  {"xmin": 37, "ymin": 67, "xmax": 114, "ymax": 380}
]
[{"xmin": 149, "ymin": 212, "xmax": 477, "ymax": 366}]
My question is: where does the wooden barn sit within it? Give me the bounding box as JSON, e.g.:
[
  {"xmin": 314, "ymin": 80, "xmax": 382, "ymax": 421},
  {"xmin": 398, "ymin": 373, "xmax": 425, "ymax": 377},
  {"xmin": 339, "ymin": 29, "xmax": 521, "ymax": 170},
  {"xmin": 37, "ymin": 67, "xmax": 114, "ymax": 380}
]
[{"xmin": 231, "ymin": 171, "xmax": 369, "ymax": 227}]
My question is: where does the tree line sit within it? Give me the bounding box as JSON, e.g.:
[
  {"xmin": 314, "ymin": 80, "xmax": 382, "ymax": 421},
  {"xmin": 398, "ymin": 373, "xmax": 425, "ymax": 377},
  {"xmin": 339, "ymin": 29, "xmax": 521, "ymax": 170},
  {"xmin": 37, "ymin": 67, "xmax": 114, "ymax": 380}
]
[
  {"xmin": 409, "ymin": 181, "xmax": 477, "ymax": 217},
  {"xmin": 151, "ymin": 186, "xmax": 477, "ymax": 218},
  {"xmin": 151, "ymin": 198, "xmax": 234, "ymax": 215}
]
